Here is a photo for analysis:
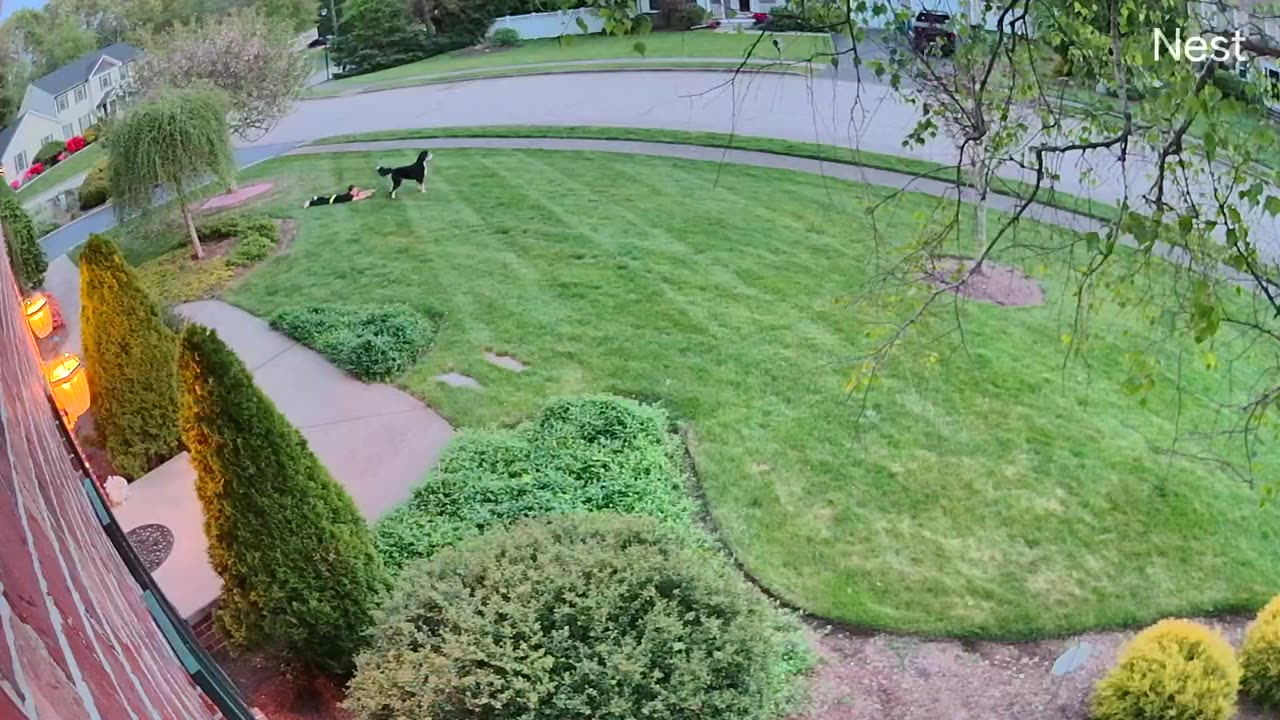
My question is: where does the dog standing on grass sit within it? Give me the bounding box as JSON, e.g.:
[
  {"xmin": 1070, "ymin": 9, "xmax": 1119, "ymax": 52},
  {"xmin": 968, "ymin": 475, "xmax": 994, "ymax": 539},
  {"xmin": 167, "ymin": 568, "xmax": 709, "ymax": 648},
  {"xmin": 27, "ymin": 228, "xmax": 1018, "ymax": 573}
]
[{"xmin": 376, "ymin": 150, "xmax": 433, "ymax": 198}]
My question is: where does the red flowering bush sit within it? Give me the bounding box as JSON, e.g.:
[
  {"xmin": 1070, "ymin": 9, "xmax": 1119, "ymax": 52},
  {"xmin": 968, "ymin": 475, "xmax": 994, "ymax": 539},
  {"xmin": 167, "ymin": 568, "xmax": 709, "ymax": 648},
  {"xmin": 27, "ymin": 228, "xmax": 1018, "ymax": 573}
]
[
  {"xmin": 24, "ymin": 163, "xmax": 44, "ymax": 180},
  {"xmin": 56, "ymin": 152, "xmax": 68, "ymax": 162},
  {"xmin": 9, "ymin": 181, "xmax": 17, "ymax": 190},
  {"xmin": 66, "ymin": 136, "xmax": 86, "ymax": 153}
]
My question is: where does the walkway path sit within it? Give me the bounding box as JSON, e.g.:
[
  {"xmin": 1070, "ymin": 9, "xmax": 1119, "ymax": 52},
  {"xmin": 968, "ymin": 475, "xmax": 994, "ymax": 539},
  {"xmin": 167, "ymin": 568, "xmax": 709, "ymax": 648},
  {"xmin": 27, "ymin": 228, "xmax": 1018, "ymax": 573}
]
[{"xmin": 111, "ymin": 300, "xmax": 454, "ymax": 619}]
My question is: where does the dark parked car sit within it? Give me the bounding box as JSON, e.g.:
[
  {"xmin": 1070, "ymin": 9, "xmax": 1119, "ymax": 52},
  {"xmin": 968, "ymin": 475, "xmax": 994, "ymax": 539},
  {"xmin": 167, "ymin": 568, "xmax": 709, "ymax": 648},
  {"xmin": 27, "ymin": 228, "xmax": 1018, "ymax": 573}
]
[{"xmin": 910, "ymin": 10, "xmax": 956, "ymax": 57}]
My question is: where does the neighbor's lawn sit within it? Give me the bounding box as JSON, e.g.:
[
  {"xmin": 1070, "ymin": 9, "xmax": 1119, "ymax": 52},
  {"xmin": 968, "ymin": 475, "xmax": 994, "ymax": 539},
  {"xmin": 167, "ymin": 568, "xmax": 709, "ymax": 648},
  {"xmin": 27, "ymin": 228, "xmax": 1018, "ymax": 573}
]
[
  {"xmin": 312, "ymin": 31, "xmax": 831, "ymax": 94},
  {"xmin": 225, "ymin": 149, "xmax": 1280, "ymax": 639},
  {"xmin": 16, "ymin": 143, "xmax": 103, "ymax": 198}
]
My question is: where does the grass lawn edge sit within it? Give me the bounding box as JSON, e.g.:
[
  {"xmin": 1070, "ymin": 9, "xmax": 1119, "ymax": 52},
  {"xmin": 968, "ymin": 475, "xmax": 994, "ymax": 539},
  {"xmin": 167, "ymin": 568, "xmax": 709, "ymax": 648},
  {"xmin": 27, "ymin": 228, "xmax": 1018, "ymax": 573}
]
[
  {"xmin": 304, "ymin": 125, "xmax": 1123, "ymax": 224},
  {"xmin": 303, "ymin": 62, "xmax": 816, "ymax": 98}
]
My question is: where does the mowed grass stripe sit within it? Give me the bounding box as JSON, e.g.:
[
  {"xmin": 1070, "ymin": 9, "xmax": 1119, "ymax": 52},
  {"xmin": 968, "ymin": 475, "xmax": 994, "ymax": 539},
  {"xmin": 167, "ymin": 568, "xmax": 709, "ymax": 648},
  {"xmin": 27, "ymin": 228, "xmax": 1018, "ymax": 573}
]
[{"xmin": 228, "ymin": 149, "xmax": 1280, "ymax": 639}]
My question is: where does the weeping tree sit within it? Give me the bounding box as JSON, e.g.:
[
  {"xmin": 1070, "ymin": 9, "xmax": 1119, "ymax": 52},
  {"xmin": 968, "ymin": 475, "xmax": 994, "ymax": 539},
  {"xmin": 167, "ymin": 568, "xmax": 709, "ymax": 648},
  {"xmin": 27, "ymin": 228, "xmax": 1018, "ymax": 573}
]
[{"xmin": 109, "ymin": 87, "xmax": 233, "ymax": 260}]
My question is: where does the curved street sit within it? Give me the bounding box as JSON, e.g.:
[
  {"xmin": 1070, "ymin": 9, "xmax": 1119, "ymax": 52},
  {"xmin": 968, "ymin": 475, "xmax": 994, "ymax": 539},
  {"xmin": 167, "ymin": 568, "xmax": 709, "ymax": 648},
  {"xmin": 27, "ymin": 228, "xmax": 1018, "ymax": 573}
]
[{"xmin": 40, "ymin": 69, "xmax": 1280, "ymax": 259}]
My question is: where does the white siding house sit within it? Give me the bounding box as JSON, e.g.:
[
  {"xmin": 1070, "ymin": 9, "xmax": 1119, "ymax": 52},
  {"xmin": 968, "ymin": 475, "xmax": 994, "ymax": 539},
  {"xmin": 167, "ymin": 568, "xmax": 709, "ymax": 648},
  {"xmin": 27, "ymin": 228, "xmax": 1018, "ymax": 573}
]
[{"xmin": 0, "ymin": 43, "xmax": 139, "ymax": 184}]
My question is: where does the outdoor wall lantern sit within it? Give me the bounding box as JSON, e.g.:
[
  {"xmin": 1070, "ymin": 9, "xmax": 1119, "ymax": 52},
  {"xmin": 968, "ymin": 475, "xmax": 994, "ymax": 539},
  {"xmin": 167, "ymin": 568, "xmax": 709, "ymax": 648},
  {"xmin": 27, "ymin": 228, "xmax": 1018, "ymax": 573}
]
[
  {"xmin": 24, "ymin": 293, "xmax": 53, "ymax": 339},
  {"xmin": 47, "ymin": 352, "xmax": 90, "ymax": 426}
]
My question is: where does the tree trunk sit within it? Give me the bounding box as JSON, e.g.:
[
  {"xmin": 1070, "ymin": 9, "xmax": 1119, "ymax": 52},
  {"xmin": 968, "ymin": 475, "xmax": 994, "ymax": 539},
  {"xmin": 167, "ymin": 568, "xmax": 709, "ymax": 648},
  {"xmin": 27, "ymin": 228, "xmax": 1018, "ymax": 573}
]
[{"xmin": 182, "ymin": 204, "xmax": 204, "ymax": 260}]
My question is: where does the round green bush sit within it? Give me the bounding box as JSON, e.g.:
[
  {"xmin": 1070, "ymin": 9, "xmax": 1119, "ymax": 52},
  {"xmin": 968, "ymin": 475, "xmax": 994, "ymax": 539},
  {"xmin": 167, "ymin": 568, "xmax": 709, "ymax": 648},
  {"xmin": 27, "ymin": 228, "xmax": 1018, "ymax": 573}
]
[
  {"xmin": 374, "ymin": 395, "xmax": 697, "ymax": 572},
  {"xmin": 491, "ymin": 27, "xmax": 521, "ymax": 47},
  {"xmin": 36, "ymin": 140, "xmax": 66, "ymax": 165},
  {"xmin": 78, "ymin": 158, "xmax": 111, "ymax": 211},
  {"xmin": 1241, "ymin": 596, "xmax": 1280, "ymax": 706},
  {"xmin": 348, "ymin": 513, "xmax": 810, "ymax": 720},
  {"xmin": 270, "ymin": 303, "xmax": 434, "ymax": 381},
  {"xmin": 1090, "ymin": 618, "xmax": 1239, "ymax": 720}
]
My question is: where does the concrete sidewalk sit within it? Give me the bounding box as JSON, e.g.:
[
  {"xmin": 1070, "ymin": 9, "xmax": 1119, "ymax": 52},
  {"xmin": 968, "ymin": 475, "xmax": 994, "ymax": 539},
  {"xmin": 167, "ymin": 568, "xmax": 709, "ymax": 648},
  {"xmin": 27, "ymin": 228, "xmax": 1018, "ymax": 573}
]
[{"xmin": 112, "ymin": 300, "xmax": 454, "ymax": 619}]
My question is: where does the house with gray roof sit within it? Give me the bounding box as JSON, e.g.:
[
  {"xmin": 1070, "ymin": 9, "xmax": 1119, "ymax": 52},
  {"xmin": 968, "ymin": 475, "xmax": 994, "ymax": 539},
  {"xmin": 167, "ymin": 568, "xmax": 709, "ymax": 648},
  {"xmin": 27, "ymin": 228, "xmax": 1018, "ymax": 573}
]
[{"xmin": 0, "ymin": 43, "xmax": 139, "ymax": 186}]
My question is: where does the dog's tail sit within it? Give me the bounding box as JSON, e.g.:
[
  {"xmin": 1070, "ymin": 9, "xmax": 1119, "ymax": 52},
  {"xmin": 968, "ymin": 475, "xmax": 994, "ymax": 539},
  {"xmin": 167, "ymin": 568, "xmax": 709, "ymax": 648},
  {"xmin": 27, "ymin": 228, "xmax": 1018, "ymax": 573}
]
[{"xmin": 376, "ymin": 165, "xmax": 392, "ymax": 177}]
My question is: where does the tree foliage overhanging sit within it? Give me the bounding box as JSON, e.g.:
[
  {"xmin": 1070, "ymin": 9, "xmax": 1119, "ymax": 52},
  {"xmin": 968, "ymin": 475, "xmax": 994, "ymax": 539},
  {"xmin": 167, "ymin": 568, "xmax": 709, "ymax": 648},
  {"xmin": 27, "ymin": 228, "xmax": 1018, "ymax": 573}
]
[{"xmin": 135, "ymin": 8, "xmax": 308, "ymax": 140}]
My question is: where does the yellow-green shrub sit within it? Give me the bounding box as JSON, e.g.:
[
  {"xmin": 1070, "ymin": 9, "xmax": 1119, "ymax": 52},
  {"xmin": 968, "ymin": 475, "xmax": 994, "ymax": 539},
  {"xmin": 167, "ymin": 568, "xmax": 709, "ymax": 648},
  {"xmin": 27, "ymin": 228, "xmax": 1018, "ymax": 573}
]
[
  {"xmin": 1241, "ymin": 596, "xmax": 1280, "ymax": 706},
  {"xmin": 1091, "ymin": 619, "xmax": 1239, "ymax": 720}
]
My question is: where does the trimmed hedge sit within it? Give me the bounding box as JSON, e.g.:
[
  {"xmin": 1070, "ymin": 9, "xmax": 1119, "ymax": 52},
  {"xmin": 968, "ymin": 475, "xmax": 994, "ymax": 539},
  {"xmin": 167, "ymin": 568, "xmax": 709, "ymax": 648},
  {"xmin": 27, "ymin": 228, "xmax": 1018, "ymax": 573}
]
[
  {"xmin": 0, "ymin": 188, "xmax": 48, "ymax": 290},
  {"xmin": 78, "ymin": 158, "xmax": 111, "ymax": 211},
  {"xmin": 1242, "ymin": 596, "xmax": 1280, "ymax": 706},
  {"xmin": 1090, "ymin": 618, "xmax": 1239, "ymax": 720},
  {"xmin": 80, "ymin": 234, "xmax": 182, "ymax": 479},
  {"xmin": 348, "ymin": 513, "xmax": 811, "ymax": 720},
  {"xmin": 36, "ymin": 140, "xmax": 66, "ymax": 166},
  {"xmin": 178, "ymin": 324, "xmax": 389, "ymax": 672},
  {"xmin": 196, "ymin": 213, "xmax": 278, "ymax": 243},
  {"xmin": 270, "ymin": 303, "xmax": 433, "ymax": 382},
  {"xmin": 375, "ymin": 395, "xmax": 697, "ymax": 573}
]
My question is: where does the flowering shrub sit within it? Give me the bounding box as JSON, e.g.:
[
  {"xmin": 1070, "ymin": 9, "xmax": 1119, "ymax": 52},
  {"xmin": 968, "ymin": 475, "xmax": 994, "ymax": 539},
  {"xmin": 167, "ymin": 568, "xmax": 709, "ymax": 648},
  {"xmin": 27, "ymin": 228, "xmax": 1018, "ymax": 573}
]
[
  {"xmin": 24, "ymin": 163, "xmax": 45, "ymax": 180},
  {"xmin": 56, "ymin": 152, "xmax": 68, "ymax": 163},
  {"xmin": 66, "ymin": 136, "xmax": 87, "ymax": 153},
  {"xmin": 9, "ymin": 181, "xmax": 18, "ymax": 190}
]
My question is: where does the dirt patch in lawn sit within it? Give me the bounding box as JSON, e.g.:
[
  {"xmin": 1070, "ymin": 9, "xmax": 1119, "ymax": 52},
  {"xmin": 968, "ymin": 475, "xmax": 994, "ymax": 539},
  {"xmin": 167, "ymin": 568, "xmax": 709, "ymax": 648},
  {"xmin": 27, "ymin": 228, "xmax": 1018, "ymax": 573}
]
[
  {"xmin": 922, "ymin": 256, "xmax": 1044, "ymax": 307},
  {"xmin": 791, "ymin": 616, "xmax": 1267, "ymax": 720}
]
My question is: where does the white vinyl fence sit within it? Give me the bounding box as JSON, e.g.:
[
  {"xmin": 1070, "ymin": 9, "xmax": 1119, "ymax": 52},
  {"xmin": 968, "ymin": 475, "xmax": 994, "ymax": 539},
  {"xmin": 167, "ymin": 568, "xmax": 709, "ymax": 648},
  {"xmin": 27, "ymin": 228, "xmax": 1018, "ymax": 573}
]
[{"xmin": 487, "ymin": 8, "xmax": 607, "ymax": 39}]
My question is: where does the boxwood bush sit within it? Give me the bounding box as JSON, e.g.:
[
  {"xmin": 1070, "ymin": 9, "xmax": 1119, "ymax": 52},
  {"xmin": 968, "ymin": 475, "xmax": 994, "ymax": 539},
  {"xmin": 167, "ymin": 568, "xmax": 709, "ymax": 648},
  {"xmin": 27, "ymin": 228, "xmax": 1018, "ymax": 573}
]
[
  {"xmin": 1090, "ymin": 618, "xmax": 1239, "ymax": 720},
  {"xmin": 270, "ymin": 303, "xmax": 434, "ymax": 382},
  {"xmin": 78, "ymin": 158, "xmax": 112, "ymax": 211},
  {"xmin": 347, "ymin": 513, "xmax": 811, "ymax": 720},
  {"xmin": 1242, "ymin": 596, "xmax": 1280, "ymax": 706},
  {"xmin": 375, "ymin": 395, "xmax": 698, "ymax": 573}
]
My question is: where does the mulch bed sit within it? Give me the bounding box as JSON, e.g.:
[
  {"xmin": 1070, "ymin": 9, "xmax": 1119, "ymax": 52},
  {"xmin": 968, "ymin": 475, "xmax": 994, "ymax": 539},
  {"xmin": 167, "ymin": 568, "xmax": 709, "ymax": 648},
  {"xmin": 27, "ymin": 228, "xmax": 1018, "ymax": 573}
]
[
  {"xmin": 211, "ymin": 643, "xmax": 351, "ymax": 720},
  {"xmin": 922, "ymin": 256, "xmax": 1044, "ymax": 307},
  {"xmin": 199, "ymin": 182, "xmax": 275, "ymax": 212},
  {"xmin": 791, "ymin": 616, "xmax": 1269, "ymax": 720}
]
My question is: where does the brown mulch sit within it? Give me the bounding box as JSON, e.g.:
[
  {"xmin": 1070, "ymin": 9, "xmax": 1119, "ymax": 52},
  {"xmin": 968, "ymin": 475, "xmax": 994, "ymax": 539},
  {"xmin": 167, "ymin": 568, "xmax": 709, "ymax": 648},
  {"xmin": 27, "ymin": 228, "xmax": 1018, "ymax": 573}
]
[
  {"xmin": 199, "ymin": 182, "xmax": 275, "ymax": 212},
  {"xmin": 791, "ymin": 616, "xmax": 1269, "ymax": 720},
  {"xmin": 922, "ymin": 256, "xmax": 1044, "ymax": 307},
  {"xmin": 212, "ymin": 646, "xmax": 351, "ymax": 720}
]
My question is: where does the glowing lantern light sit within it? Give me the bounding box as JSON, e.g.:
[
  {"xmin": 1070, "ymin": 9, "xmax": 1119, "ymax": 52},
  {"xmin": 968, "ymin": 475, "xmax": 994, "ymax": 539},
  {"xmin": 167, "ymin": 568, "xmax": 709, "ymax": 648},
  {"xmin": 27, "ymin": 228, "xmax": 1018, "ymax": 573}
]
[
  {"xmin": 47, "ymin": 353, "xmax": 90, "ymax": 426},
  {"xmin": 24, "ymin": 294, "xmax": 53, "ymax": 339}
]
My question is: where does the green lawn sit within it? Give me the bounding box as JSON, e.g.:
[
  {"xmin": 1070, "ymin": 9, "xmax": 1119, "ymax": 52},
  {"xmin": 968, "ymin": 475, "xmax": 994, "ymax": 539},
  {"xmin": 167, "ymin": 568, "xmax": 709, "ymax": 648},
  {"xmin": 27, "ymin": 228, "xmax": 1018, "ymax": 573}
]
[
  {"xmin": 304, "ymin": 60, "xmax": 811, "ymax": 97},
  {"xmin": 312, "ymin": 124, "xmax": 1123, "ymax": 223},
  {"xmin": 16, "ymin": 143, "xmax": 103, "ymax": 198},
  {"xmin": 215, "ymin": 149, "xmax": 1280, "ymax": 639},
  {"xmin": 312, "ymin": 31, "xmax": 831, "ymax": 95}
]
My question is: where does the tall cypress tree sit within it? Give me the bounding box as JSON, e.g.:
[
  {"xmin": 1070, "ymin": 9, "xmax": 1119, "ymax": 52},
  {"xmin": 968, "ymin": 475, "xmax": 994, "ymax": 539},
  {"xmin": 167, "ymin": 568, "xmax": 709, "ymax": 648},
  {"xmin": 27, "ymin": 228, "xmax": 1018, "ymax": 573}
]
[
  {"xmin": 80, "ymin": 234, "xmax": 180, "ymax": 478},
  {"xmin": 0, "ymin": 184, "xmax": 48, "ymax": 291},
  {"xmin": 178, "ymin": 324, "xmax": 388, "ymax": 673}
]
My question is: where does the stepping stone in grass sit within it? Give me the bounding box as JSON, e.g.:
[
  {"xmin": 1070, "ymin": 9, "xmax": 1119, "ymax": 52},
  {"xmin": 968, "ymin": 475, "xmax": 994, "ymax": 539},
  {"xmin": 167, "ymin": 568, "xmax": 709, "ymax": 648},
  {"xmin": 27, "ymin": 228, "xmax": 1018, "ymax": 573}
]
[
  {"xmin": 483, "ymin": 351, "xmax": 528, "ymax": 372},
  {"xmin": 435, "ymin": 372, "xmax": 482, "ymax": 389}
]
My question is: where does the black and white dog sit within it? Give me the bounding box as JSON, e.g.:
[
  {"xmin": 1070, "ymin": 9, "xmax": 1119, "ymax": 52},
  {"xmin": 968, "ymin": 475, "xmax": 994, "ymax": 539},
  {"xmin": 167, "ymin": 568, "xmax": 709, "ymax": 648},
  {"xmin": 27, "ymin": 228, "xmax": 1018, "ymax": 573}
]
[{"xmin": 376, "ymin": 150, "xmax": 433, "ymax": 198}]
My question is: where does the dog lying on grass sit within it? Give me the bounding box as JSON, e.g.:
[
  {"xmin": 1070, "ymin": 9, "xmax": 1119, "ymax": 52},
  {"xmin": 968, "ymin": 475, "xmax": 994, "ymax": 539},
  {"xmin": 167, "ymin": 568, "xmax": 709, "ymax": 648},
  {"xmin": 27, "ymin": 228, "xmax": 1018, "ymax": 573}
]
[{"xmin": 376, "ymin": 150, "xmax": 433, "ymax": 199}]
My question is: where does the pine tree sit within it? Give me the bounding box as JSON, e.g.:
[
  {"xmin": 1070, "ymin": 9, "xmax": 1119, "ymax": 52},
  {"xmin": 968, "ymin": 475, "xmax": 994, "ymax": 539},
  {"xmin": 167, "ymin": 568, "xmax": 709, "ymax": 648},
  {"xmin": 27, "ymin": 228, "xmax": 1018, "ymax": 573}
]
[
  {"xmin": 79, "ymin": 234, "xmax": 181, "ymax": 478},
  {"xmin": 0, "ymin": 184, "xmax": 48, "ymax": 291},
  {"xmin": 178, "ymin": 324, "xmax": 389, "ymax": 672}
]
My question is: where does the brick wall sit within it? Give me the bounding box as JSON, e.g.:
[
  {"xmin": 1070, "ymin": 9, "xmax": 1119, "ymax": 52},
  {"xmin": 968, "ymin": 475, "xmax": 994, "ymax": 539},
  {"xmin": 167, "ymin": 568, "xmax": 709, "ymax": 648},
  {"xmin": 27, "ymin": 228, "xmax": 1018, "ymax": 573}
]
[{"xmin": 0, "ymin": 229, "xmax": 221, "ymax": 719}]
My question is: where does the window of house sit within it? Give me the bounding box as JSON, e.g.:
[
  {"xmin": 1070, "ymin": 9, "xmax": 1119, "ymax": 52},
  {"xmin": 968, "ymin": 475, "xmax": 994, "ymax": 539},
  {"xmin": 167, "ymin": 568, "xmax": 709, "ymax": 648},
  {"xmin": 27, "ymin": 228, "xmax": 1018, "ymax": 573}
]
[
  {"xmin": 56, "ymin": 94, "xmax": 68, "ymax": 112},
  {"xmin": 99, "ymin": 74, "xmax": 113, "ymax": 91},
  {"xmin": 63, "ymin": 123, "xmax": 74, "ymax": 139},
  {"xmin": 40, "ymin": 134, "xmax": 55, "ymax": 146},
  {"xmin": 74, "ymin": 85, "xmax": 88, "ymax": 103},
  {"xmin": 14, "ymin": 152, "xmax": 28, "ymax": 172},
  {"xmin": 79, "ymin": 112, "xmax": 95, "ymax": 133},
  {"xmin": 119, "ymin": 63, "xmax": 129, "ymax": 80}
]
